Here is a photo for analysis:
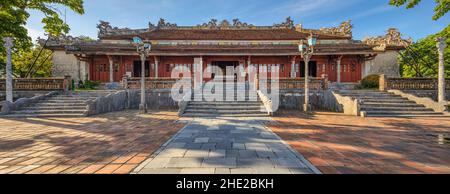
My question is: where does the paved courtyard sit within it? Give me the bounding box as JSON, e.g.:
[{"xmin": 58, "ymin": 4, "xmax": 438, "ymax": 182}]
[
  {"xmin": 0, "ymin": 111, "xmax": 184, "ymax": 174},
  {"xmin": 267, "ymin": 111, "xmax": 450, "ymax": 174},
  {"xmin": 134, "ymin": 117, "xmax": 319, "ymax": 174}
]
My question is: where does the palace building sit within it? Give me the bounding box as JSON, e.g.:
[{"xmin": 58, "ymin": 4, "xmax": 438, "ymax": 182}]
[{"xmin": 44, "ymin": 17, "xmax": 411, "ymax": 85}]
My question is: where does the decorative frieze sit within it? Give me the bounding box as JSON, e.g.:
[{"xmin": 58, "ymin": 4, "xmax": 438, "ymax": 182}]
[
  {"xmin": 318, "ymin": 20, "xmax": 353, "ymax": 37},
  {"xmin": 363, "ymin": 28, "xmax": 413, "ymax": 51}
]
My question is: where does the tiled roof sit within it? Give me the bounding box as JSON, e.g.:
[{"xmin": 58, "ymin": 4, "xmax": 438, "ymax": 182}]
[
  {"xmin": 64, "ymin": 42, "xmax": 375, "ymax": 55},
  {"xmin": 100, "ymin": 29, "xmax": 351, "ymax": 41}
]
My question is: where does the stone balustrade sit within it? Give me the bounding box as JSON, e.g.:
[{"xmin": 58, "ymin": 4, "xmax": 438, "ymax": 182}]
[
  {"xmin": 258, "ymin": 77, "xmax": 328, "ymax": 90},
  {"xmin": 123, "ymin": 77, "xmax": 180, "ymax": 90},
  {"xmin": 0, "ymin": 77, "xmax": 71, "ymax": 91},
  {"xmin": 379, "ymin": 75, "xmax": 450, "ymax": 91}
]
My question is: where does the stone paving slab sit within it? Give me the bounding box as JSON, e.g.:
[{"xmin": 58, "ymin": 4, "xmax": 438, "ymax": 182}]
[{"xmin": 135, "ymin": 116, "xmax": 318, "ymax": 174}]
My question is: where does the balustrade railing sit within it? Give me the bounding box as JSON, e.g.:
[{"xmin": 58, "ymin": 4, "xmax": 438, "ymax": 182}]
[
  {"xmin": 380, "ymin": 75, "xmax": 450, "ymax": 91},
  {"xmin": 0, "ymin": 77, "xmax": 70, "ymax": 91},
  {"xmin": 258, "ymin": 77, "xmax": 328, "ymax": 90}
]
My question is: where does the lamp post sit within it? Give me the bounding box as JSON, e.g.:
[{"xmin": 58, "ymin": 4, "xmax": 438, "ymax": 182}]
[
  {"xmin": 299, "ymin": 34, "xmax": 317, "ymax": 112},
  {"xmin": 436, "ymin": 37, "xmax": 446, "ymax": 103},
  {"xmin": 133, "ymin": 37, "xmax": 151, "ymax": 113}
]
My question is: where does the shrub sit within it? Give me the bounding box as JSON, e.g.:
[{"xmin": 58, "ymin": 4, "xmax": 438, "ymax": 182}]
[
  {"xmin": 360, "ymin": 74, "xmax": 380, "ymax": 89},
  {"xmin": 78, "ymin": 80, "xmax": 101, "ymax": 90}
]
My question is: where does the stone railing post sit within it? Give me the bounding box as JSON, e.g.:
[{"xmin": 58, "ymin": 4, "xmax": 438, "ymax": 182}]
[
  {"xmin": 122, "ymin": 74, "xmax": 129, "ymax": 89},
  {"xmin": 63, "ymin": 75, "xmax": 72, "ymax": 91},
  {"xmin": 437, "ymin": 37, "xmax": 446, "ymax": 103},
  {"xmin": 321, "ymin": 74, "xmax": 329, "ymax": 90},
  {"xmin": 379, "ymin": 74, "xmax": 387, "ymax": 91}
]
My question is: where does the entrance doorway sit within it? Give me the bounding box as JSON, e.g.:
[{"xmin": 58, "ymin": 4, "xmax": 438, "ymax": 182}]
[
  {"xmin": 133, "ymin": 60, "xmax": 150, "ymax": 77},
  {"xmin": 300, "ymin": 61, "xmax": 317, "ymax": 77},
  {"xmin": 211, "ymin": 61, "xmax": 239, "ymax": 81}
]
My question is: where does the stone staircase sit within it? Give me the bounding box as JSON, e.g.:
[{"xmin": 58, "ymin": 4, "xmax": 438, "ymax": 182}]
[
  {"xmin": 182, "ymin": 81, "xmax": 268, "ymax": 117},
  {"xmin": 337, "ymin": 90, "xmax": 445, "ymax": 117},
  {"xmin": 3, "ymin": 91, "xmax": 113, "ymax": 118}
]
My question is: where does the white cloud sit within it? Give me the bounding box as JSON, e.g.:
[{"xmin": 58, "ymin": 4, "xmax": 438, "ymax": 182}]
[{"xmin": 26, "ymin": 27, "xmax": 45, "ymax": 42}]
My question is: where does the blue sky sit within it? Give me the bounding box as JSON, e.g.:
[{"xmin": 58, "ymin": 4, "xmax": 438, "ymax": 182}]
[{"xmin": 26, "ymin": 0, "xmax": 449, "ymax": 42}]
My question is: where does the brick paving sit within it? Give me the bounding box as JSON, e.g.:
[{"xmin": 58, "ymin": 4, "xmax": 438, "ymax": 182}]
[
  {"xmin": 134, "ymin": 117, "xmax": 319, "ymax": 174},
  {"xmin": 0, "ymin": 110, "xmax": 184, "ymax": 174},
  {"xmin": 267, "ymin": 111, "xmax": 450, "ymax": 174}
]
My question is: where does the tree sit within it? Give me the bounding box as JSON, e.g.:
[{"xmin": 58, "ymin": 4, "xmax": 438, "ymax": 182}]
[
  {"xmin": 12, "ymin": 44, "xmax": 53, "ymax": 77},
  {"xmin": 0, "ymin": 0, "xmax": 84, "ymax": 76},
  {"xmin": 399, "ymin": 24, "xmax": 450, "ymax": 78},
  {"xmin": 389, "ymin": 0, "xmax": 450, "ymax": 20}
]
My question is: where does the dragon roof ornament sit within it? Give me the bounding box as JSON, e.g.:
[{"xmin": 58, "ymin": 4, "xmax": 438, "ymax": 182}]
[
  {"xmin": 196, "ymin": 18, "xmax": 255, "ymax": 29},
  {"xmin": 273, "ymin": 17, "xmax": 295, "ymax": 29},
  {"xmin": 363, "ymin": 28, "xmax": 413, "ymax": 51},
  {"xmin": 317, "ymin": 20, "xmax": 353, "ymax": 37},
  {"xmin": 39, "ymin": 34, "xmax": 97, "ymax": 47}
]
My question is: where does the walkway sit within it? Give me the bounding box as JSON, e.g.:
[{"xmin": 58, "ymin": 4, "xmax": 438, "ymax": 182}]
[
  {"xmin": 134, "ymin": 117, "xmax": 319, "ymax": 174},
  {"xmin": 0, "ymin": 111, "xmax": 184, "ymax": 174},
  {"xmin": 267, "ymin": 111, "xmax": 450, "ymax": 174}
]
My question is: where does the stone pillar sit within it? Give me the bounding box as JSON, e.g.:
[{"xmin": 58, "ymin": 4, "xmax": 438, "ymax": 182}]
[
  {"xmin": 154, "ymin": 56, "xmax": 159, "ymax": 78},
  {"xmin": 437, "ymin": 37, "xmax": 447, "ymax": 103},
  {"xmin": 107, "ymin": 55, "xmax": 114, "ymax": 83},
  {"xmin": 379, "ymin": 74, "xmax": 387, "ymax": 91},
  {"xmin": 290, "ymin": 58, "xmax": 296, "ymax": 78},
  {"xmin": 193, "ymin": 57, "xmax": 203, "ymax": 101},
  {"xmin": 64, "ymin": 75, "xmax": 72, "ymax": 91},
  {"xmin": 304, "ymin": 57, "xmax": 310, "ymax": 112},
  {"xmin": 3, "ymin": 37, "xmax": 13, "ymax": 102},
  {"xmin": 139, "ymin": 54, "xmax": 147, "ymax": 113},
  {"xmin": 336, "ymin": 55, "xmax": 343, "ymax": 83}
]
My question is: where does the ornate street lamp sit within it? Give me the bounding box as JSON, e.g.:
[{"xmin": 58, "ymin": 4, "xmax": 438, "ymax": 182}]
[
  {"xmin": 299, "ymin": 34, "xmax": 317, "ymax": 112},
  {"xmin": 133, "ymin": 36, "xmax": 151, "ymax": 113}
]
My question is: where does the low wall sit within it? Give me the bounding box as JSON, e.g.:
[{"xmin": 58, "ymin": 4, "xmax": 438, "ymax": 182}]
[
  {"xmin": 0, "ymin": 91, "xmax": 59, "ymax": 115},
  {"xmin": 400, "ymin": 90, "xmax": 450, "ymax": 101},
  {"xmin": 380, "ymin": 76, "xmax": 450, "ymax": 91},
  {"xmin": 0, "ymin": 77, "xmax": 71, "ymax": 91},
  {"xmin": 126, "ymin": 89, "xmax": 178, "ymax": 110},
  {"xmin": 86, "ymin": 89, "xmax": 179, "ymax": 116}
]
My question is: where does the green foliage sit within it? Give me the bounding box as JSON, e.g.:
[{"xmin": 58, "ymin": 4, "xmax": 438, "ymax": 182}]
[
  {"xmin": 11, "ymin": 44, "xmax": 53, "ymax": 77},
  {"xmin": 1, "ymin": 0, "xmax": 84, "ymax": 72},
  {"xmin": 399, "ymin": 25, "xmax": 450, "ymax": 78},
  {"xmin": 389, "ymin": 0, "xmax": 449, "ymax": 20},
  {"xmin": 360, "ymin": 74, "xmax": 380, "ymax": 89},
  {"xmin": 78, "ymin": 80, "xmax": 101, "ymax": 90}
]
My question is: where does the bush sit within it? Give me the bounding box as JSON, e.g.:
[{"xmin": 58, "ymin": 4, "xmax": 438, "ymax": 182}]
[
  {"xmin": 78, "ymin": 80, "xmax": 101, "ymax": 90},
  {"xmin": 360, "ymin": 74, "xmax": 380, "ymax": 89}
]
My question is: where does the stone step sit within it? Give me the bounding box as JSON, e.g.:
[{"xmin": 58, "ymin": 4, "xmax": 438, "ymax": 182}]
[
  {"xmin": 361, "ymin": 107, "xmax": 433, "ymax": 111},
  {"xmin": 364, "ymin": 110, "xmax": 442, "ymax": 115},
  {"xmin": 188, "ymin": 102, "xmax": 262, "ymax": 106},
  {"xmin": 25, "ymin": 106, "xmax": 88, "ymax": 110},
  {"xmin": 365, "ymin": 114, "xmax": 448, "ymax": 118},
  {"xmin": 49, "ymin": 97, "xmax": 97, "ymax": 100},
  {"xmin": 12, "ymin": 109, "xmax": 86, "ymax": 114},
  {"xmin": 182, "ymin": 113, "xmax": 268, "ymax": 117},
  {"xmin": 33, "ymin": 102, "xmax": 88, "ymax": 106},
  {"xmin": 184, "ymin": 109, "xmax": 264, "ymax": 114},
  {"xmin": 361, "ymin": 102, "xmax": 423, "ymax": 107},
  {"xmin": 44, "ymin": 99, "xmax": 90, "ymax": 103},
  {"xmin": 360, "ymin": 99, "xmax": 413, "ymax": 103},
  {"xmin": 186, "ymin": 105, "xmax": 263, "ymax": 110},
  {"xmin": 354, "ymin": 96, "xmax": 408, "ymax": 100},
  {"xmin": 1, "ymin": 113, "xmax": 86, "ymax": 118}
]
